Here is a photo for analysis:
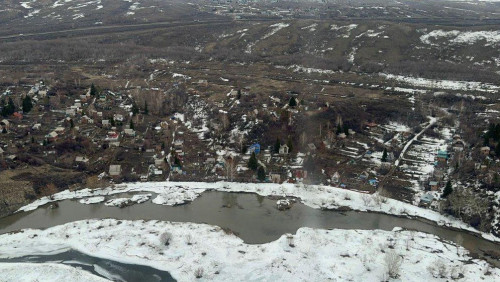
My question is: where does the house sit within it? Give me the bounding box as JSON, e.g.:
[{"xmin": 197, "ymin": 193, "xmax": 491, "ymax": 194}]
[
  {"xmin": 436, "ymin": 150, "xmax": 448, "ymax": 163},
  {"xmin": 75, "ymin": 156, "xmax": 89, "ymax": 163},
  {"xmin": 32, "ymin": 123, "xmax": 41, "ymax": 131},
  {"xmin": 338, "ymin": 133, "xmax": 347, "ymax": 139},
  {"xmin": 270, "ymin": 173, "xmax": 281, "ymax": 183},
  {"xmin": 66, "ymin": 109, "xmax": 76, "ymax": 116},
  {"xmin": 109, "ymin": 165, "xmax": 122, "ymax": 177},
  {"xmin": 46, "ymin": 131, "xmax": 58, "ymax": 142},
  {"xmin": 419, "ymin": 193, "xmax": 434, "ymax": 207},
  {"xmin": 452, "ymin": 140, "xmax": 465, "ymax": 152},
  {"xmin": 279, "ymin": 144, "xmax": 289, "ymax": 155},
  {"xmin": 174, "ymin": 140, "xmax": 184, "ymax": 149},
  {"xmin": 359, "ymin": 171, "xmax": 369, "ymax": 180},
  {"xmin": 124, "ymin": 128, "xmax": 136, "ymax": 137},
  {"xmin": 248, "ymin": 143, "xmax": 261, "ymax": 154},
  {"xmin": 480, "ymin": 146, "xmax": 491, "ymax": 156},
  {"xmin": 102, "ymin": 119, "xmax": 110, "ymax": 127},
  {"xmin": 171, "ymin": 165, "xmax": 182, "ymax": 174},
  {"xmin": 54, "ymin": 127, "xmax": 65, "ymax": 134},
  {"xmin": 106, "ymin": 131, "xmax": 120, "ymax": 141},
  {"xmin": 0, "ymin": 119, "xmax": 10, "ymax": 132},
  {"xmin": 114, "ymin": 114, "xmax": 124, "ymax": 122},
  {"xmin": 228, "ymin": 89, "xmax": 239, "ymax": 97},
  {"xmin": 429, "ymin": 181, "xmax": 439, "ymax": 191}
]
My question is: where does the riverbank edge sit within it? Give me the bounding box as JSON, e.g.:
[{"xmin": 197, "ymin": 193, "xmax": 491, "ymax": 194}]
[{"xmin": 8, "ymin": 181, "xmax": 500, "ymax": 244}]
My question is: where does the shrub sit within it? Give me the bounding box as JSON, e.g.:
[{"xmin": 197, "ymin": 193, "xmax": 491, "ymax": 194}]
[
  {"xmin": 160, "ymin": 232, "xmax": 172, "ymax": 246},
  {"xmin": 194, "ymin": 267, "xmax": 204, "ymax": 279}
]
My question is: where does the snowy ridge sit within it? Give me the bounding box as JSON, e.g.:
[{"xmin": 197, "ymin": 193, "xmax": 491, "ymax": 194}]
[{"xmin": 0, "ymin": 219, "xmax": 498, "ymax": 282}]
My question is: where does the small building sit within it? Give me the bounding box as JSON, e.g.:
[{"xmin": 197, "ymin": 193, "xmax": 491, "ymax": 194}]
[
  {"xmin": 480, "ymin": 146, "xmax": 491, "ymax": 156},
  {"xmin": 436, "ymin": 150, "xmax": 448, "ymax": 163},
  {"xmin": 102, "ymin": 119, "xmax": 110, "ymax": 127},
  {"xmin": 75, "ymin": 156, "xmax": 89, "ymax": 163},
  {"xmin": 46, "ymin": 131, "xmax": 58, "ymax": 142},
  {"xmin": 109, "ymin": 165, "xmax": 122, "ymax": 177},
  {"xmin": 338, "ymin": 133, "xmax": 347, "ymax": 139},
  {"xmin": 248, "ymin": 143, "xmax": 261, "ymax": 154},
  {"xmin": 359, "ymin": 171, "xmax": 369, "ymax": 180},
  {"xmin": 452, "ymin": 140, "xmax": 465, "ymax": 152},
  {"xmin": 279, "ymin": 144, "xmax": 289, "ymax": 155},
  {"xmin": 124, "ymin": 128, "xmax": 136, "ymax": 137},
  {"xmin": 368, "ymin": 179, "xmax": 378, "ymax": 186},
  {"xmin": 429, "ymin": 181, "xmax": 439, "ymax": 191},
  {"xmin": 419, "ymin": 193, "xmax": 435, "ymax": 207},
  {"xmin": 0, "ymin": 119, "xmax": 10, "ymax": 132}
]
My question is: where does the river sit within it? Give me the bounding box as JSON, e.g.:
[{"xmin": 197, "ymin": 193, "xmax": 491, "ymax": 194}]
[{"xmin": 1, "ymin": 191, "xmax": 499, "ymax": 280}]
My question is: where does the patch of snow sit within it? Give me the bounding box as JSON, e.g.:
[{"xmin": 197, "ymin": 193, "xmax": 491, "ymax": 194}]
[
  {"xmin": 0, "ymin": 220, "xmax": 498, "ymax": 282},
  {"xmin": 0, "ymin": 263, "xmax": 108, "ymax": 282}
]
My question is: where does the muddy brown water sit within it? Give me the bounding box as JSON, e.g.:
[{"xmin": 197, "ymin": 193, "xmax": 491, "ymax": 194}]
[{"xmin": 1, "ymin": 191, "xmax": 499, "ymax": 268}]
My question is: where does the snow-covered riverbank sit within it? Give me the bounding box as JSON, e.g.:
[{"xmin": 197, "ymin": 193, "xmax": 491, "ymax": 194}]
[
  {"xmin": 0, "ymin": 219, "xmax": 497, "ymax": 282},
  {"xmin": 17, "ymin": 181, "xmax": 499, "ymax": 242},
  {"xmin": 0, "ymin": 262, "xmax": 108, "ymax": 282}
]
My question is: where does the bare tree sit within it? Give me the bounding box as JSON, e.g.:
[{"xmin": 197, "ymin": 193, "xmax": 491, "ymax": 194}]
[
  {"xmin": 385, "ymin": 251, "xmax": 403, "ymax": 279},
  {"xmin": 225, "ymin": 156, "xmax": 237, "ymax": 182}
]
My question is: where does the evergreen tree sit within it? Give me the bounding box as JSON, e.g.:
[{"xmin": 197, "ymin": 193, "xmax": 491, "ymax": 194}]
[
  {"xmin": 132, "ymin": 103, "xmax": 139, "ymax": 116},
  {"xmin": 1, "ymin": 127, "xmax": 6, "ymax": 134},
  {"xmin": 442, "ymin": 180, "xmax": 453, "ymax": 198},
  {"xmin": 110, "ymin": 117, "xmax": 115, "ymax": 127},
  {"xmin": 495, "ymin": 143, "xmax": 500, "ymax": 157},
  {"xmin": 70, "ymin": 119, "xmax": 74, "ymax": 128},
  {"xmin": 304, "ymin": 155, "xmax": 315, "ymax": 172},
  {"xmin": 381, "ymin": 148, "xmax": 388, "ymax": 162},
  {"xmin": 5, "ymin": 97, "xmax": 15, "ymax": 116},
  {"xmin": 336, "ymin": 123, "xmax": 342, "ymax": 135},
  {"xmin": 90, "ymin": 83, "xmax": 97, "ymax": 96},
  {"xmin": 248, "ymin": 152, "xmax": 258, "ymax": 171},
  {"xmin": 22, "ymin": 96, "xmax": 33, "ymax": 113},
  {"xmin": 343, "ymin": 124, "xmax": 349, "ymax": 136},
  {"xmin": 274, "ymin": 138, "xmax": 281, "ymax": 153},
  {"xmin": 237, "ymin": 89, "xmax": 242, "ymax": 100},
  {"xmin": 31, "ymin": 136, "xmax": 35, "ymax": 143},
  {"xmin": 289, "ymin": 97, "xmax": 297, "ymax": 107},
  {"xmin": 130, "ymin": 120, "xmax": 135, "ymax": 130},
  {"xmin": 144, "ymin": 101, "xmax": 149, "ymax": 115},
  {"xmin": 257, "ymin": 166, "xmax": 266, "ymax": 182},
  {"xmin": 287, "ymin": 137, "xmax": 293, "ymax": 153}
]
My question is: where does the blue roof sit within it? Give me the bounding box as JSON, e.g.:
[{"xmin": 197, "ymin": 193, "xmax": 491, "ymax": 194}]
[{"xmin": 249, "ymin": 143, "xmax": 261, "ymax": 154}]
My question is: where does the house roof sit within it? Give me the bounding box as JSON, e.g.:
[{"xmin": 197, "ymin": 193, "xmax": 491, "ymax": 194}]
[{"xmin": 420, "ymin": 193, "xmax": 434, "ymax": 202}]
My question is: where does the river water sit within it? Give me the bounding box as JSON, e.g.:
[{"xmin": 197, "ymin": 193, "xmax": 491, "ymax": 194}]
[{"xmin": 0, "ymin": 191, "xmax": 499, "ymax": 280}]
